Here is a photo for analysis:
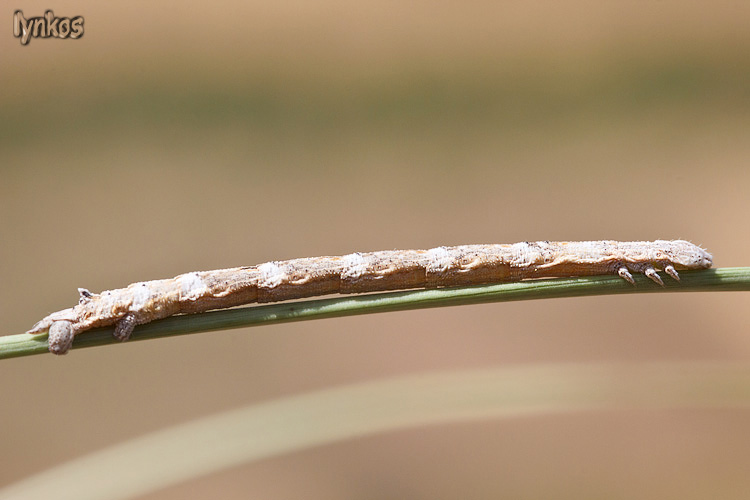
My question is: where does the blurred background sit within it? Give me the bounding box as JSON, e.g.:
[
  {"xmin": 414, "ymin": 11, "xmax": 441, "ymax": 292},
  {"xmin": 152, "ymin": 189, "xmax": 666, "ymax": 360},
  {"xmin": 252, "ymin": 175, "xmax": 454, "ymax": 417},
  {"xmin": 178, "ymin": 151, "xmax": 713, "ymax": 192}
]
[{"xmin": 2, "ymin": 1, "xmax": 750, "ymax": 498}]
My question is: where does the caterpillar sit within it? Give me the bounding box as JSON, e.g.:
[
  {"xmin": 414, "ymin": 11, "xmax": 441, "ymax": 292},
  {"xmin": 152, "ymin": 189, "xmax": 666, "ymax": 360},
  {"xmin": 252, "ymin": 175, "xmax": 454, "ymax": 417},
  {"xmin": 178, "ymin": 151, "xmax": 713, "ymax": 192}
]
[{"xmin": 28, "ymin": 240, "xmax": 712, "ymax": 355}]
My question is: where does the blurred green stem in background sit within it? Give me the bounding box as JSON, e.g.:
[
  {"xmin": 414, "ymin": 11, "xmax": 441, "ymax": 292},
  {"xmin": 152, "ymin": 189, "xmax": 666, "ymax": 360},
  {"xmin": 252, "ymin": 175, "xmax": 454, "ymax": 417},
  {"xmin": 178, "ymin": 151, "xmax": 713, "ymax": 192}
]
[
  {"xmin": 2, "ymin": 267, "xmax": 749, "ymax": 360},
  {"xmin": 3, "ymin": 362, "xmax": 750, "ymax": 500}
]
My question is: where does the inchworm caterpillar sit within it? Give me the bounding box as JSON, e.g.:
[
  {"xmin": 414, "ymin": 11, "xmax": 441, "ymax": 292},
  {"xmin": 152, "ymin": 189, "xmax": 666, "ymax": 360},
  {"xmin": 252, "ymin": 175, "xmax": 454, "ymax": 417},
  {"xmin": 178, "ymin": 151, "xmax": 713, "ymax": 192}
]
[{"xmin": 28, "ymin": 240, "xmax": 712, "ymax": 355}]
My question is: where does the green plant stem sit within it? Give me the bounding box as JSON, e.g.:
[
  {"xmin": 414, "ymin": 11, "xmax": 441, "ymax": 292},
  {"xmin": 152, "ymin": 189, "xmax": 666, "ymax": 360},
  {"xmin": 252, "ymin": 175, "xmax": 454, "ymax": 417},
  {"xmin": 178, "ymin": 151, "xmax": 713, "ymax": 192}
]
[{"xmin": 3, "ymin": 267, "xmax": 749, "ymax": 360}]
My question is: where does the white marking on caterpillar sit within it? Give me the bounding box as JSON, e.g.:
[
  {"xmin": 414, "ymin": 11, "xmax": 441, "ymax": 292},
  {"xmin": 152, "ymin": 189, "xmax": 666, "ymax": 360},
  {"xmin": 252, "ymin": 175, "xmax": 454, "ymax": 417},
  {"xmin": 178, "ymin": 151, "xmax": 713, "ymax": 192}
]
[
  {"xmin": 509, "ymin": 242, "xmax": 536, "ymax": 267},
  {"xmin": 426, "ymin": 246, "xmax": 453, "ymax": 273},
  {"xmin": 341, "ymin": 253, "xmax": 368, "ymax": 279},
  {"xmin": 130, "ymin": 283, "xmax": 152, "ymax": 311},
  {"xmin": 178, "ymin": 272, "xmax": 208, "ymax": 300},
  {"xmin": 258, "ymin": 262, "xmax": 285, "ymax": 289},
  {"xmin": 28, "ymin": 240, "xmax": 712, "ymax": 355}
]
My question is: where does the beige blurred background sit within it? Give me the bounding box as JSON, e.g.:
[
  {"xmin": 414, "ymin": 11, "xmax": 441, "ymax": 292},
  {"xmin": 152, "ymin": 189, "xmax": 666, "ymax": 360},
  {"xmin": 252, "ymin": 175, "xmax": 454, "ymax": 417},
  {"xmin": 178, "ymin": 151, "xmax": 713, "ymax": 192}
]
[{"xmin": 2, "ymin": 1, "xmax": 750, "ymax": 498}]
